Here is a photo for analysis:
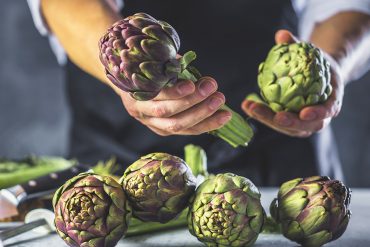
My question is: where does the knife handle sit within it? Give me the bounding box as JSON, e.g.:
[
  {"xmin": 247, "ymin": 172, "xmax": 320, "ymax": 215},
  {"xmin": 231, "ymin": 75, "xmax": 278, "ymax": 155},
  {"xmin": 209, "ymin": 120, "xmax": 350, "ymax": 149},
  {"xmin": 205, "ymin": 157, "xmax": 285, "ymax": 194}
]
[{"xmin": 20, "ymin": 165, "xmax": 88, "ymax": 201}]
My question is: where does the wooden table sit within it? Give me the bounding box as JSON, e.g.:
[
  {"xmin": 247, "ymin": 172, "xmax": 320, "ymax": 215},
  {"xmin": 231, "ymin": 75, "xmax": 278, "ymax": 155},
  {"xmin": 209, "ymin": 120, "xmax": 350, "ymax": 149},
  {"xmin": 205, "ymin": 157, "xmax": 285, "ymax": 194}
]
[{"xmin": 3, "ymin": 188, "xmax": 369, "ymax": 247}]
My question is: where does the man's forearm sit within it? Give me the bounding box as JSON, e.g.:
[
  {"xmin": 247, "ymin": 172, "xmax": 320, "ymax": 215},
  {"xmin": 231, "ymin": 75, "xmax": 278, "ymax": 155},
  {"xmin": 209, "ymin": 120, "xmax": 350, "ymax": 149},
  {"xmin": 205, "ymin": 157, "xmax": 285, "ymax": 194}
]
[
  {"xmin": 309, "ymin": 11, "xmax": 370, "ymax": 84},
  {"xmin": 41, "ymin": 0, "xmax": 121, "ymax": 90}
]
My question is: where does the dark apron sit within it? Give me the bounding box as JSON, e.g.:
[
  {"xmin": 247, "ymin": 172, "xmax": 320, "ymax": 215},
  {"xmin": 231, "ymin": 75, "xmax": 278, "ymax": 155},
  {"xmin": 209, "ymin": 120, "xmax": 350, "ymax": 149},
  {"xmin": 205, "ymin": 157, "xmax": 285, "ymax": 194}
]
[{"xmin": 65, "ymin": 0, "xmax": 343, "ymax": 186}]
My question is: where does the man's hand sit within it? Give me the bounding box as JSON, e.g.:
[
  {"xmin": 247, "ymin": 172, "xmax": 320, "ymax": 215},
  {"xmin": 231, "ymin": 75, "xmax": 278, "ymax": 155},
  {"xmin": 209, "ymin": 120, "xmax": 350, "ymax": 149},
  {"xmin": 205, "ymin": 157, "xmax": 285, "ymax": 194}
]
[
  {"xmin": 120, "ymin": 77, "xmax": 232, "ymax": 136},
  {"xmin": 241, "ymin": 30, "xmax": 344, "ymax": 137}
]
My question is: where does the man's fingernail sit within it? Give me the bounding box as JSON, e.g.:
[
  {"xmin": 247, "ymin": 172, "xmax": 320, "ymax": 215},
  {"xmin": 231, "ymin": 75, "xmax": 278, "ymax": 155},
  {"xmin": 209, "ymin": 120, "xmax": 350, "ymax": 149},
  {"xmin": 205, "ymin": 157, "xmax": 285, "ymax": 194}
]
[
  {"xmin": 253, "ymin": 107, "xmax": 264, "ymax": 116},
  {"xmin": 247, "ymin": 102, "xmax": 254, "ymax": 110},
  {"xmin": 218, "ymin": 114, "xmax": 232, "ymax": 125},
  {"xmin": 199, "ymin": 79, "xmax": 216, "ymax": 97},
  {"xmin": 305, "ymin": 112, "xmax": 317, "ymax": 121},
  {"xmin": 209, "ymin": 97, "xmax": 224, "ymax": 110},
  {"xmin": 176, "ymin": 81, "xmax": 194, "ymax": 95},
  {"xmin": 278, "ymin": 116, "xmax": 292, "ymax": 126}
]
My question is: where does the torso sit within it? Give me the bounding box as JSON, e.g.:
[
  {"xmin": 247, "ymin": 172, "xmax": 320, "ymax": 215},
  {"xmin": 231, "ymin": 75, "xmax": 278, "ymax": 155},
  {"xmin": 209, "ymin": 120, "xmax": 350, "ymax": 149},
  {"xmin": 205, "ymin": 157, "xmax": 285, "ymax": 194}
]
[{"xmin": 66, "ymin": 0, "xmax": 327, "ymax": 185}]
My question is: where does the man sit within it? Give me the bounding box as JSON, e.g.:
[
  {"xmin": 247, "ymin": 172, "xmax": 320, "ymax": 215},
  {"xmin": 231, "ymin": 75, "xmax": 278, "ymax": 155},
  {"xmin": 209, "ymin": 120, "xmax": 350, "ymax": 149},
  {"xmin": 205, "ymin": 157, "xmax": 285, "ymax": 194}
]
[{"xmin": 28, "ymin": 0, "xmax": 370, "ymax": 185}]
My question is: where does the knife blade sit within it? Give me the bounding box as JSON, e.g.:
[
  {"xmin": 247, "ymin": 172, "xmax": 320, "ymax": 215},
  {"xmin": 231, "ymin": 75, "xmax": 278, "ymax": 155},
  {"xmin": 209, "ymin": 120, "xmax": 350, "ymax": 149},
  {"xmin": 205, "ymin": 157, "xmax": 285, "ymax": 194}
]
[
  {"xmin": 0, "ymin": 209, "xmax": 55, "ymax": 245},
  {"xmin": 0, "ymin": 222, "xmax": 23, "ymax": 230},
  {"xmin": 0, "ymin": 165, "xmax": 88, "ymax": 220},
  {"xmin": 0, "ymin": 219, "xmax": 46, "ymax": 242}
]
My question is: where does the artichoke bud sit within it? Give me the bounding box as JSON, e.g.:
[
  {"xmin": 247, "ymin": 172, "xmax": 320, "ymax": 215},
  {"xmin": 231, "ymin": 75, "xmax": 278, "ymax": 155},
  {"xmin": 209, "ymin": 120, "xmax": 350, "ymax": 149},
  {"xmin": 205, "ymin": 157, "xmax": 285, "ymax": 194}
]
[
  {"xmin": 121, "ymin": 152, "xmax": 196, "ymax": 223},
  {"xmin": 99, "ymin": 13, "xmax": 181, "ymax": 101},
  {"xmin": 270, "ymin": 176, "xmax": 351, "ymax": 247},
  {"xmin": 256, "ymin": 42, "xmax": 332, "ymax": 112},
  {"xmin": 188, "ymin": 173, "xmax": 265, "ymax": 247},
  {"xmin": 53, "ymin": 173, "xmax": 131, "ymax": 247}
]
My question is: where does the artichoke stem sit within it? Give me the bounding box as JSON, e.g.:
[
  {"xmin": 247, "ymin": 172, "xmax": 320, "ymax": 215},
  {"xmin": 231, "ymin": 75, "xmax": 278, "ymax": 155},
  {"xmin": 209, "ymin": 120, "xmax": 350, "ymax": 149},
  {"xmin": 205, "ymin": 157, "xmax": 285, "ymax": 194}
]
[
  {"xmin": 184, "ymin": 144, "xmax": 208, "ymax": 177},
  {"xmin": 127, "ymin": 209, "xmax": 188, "ymax": 237},
  {"xmin": 210, "ymin": 105, "xmax": 254, "ymax": 147},
  {"xmin": 179, "ymin": 53, "xmax": 254, "ymax": 148}
]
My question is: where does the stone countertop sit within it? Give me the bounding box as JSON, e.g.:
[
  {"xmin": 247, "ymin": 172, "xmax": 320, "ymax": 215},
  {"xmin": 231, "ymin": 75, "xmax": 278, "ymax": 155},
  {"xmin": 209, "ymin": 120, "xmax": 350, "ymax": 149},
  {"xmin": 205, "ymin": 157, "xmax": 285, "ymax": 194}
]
[{"xmin": 3, "ymin": 188, "xmax": 369, "ymax": 247}]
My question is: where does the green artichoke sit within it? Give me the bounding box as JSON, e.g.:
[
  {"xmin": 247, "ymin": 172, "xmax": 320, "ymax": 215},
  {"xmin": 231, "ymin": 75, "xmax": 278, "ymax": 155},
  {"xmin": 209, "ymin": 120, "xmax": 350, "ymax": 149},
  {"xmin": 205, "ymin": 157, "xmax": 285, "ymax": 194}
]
[
  {"xmin": 53, "ymin": 173, "xmax": 131, "ymax": 247},
  {"xmin": 270, "ymin": 176, "xmax": 351, "ymax": 247},
  {"xmin": 249, "ymin": 42, "xmax": 332, "ymax": 112},
  {"xmin": 99, "ymin": 13, "xmax": 254, "ymax": 148},
  {"xmin": 188, "ymin": 173, "xmax": 265, "ymax": 247},
  {"xmin": 120, "ymin": 152, "xmax": 196, "ymax": 223}
]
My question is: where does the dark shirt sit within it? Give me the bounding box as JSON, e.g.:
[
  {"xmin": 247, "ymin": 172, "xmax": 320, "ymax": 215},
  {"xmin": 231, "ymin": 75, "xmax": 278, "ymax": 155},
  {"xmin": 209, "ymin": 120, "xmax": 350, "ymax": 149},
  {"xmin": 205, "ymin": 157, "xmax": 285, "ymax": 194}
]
[{"xmin": 66, "ymin": 0, "xmax": 342, "ymax": 186}]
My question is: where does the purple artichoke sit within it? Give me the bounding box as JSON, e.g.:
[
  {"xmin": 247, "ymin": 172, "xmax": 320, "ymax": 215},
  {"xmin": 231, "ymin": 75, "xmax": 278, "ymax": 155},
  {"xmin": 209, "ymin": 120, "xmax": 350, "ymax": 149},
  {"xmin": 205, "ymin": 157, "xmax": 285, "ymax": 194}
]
[
  {"xmin": 53, "ymin": 173, "xmax": 131, "ymax": 247},
  {"xmin": 120, "ymin": 152, "xmax": 196, "ymax": 223},
  {"xmin": 270, "ymin": 176, "xmax": 351, "ymax": 247},
  {"xmin": 99, "ymin": 13, "xmax": 181, "ymax": 100}
]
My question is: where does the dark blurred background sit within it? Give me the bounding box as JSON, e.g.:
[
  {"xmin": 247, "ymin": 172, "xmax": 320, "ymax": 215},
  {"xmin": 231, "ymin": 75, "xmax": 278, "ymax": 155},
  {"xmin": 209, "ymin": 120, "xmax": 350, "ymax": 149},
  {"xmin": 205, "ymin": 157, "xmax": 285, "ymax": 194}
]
[{"xmin": 0, "ymin": 1, "xmax": 369, "ymax": 187}]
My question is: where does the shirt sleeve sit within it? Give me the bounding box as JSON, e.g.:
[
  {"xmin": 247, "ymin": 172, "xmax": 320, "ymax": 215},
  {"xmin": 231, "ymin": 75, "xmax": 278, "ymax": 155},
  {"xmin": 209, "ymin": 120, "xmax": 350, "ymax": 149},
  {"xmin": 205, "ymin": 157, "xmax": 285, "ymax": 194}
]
[
  {"xmin": 27, "ymin": 0, "xmax": 49, "ymax": 36},
  {"xmin": 294, "ymin": 0, "xmax": 370, "ymax": 81},
  {"xmin": 27, "ymin": 0, "xmax": 124, "ymax": 65},
  {"xmin": 297, "ymin": 0, "xmax": 370, "ymax": 41},
  {"xmin": 27, "ymin": 0, "xmax": 67, "ymax": 65}
]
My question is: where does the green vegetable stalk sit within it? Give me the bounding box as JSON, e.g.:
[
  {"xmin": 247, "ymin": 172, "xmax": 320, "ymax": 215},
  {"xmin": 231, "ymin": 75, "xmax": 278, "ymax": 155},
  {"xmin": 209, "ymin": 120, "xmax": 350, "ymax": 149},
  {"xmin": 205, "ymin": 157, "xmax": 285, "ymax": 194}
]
[
  {"xmin": 0, "ymin": 156, "xmax": 76, "ymax": 189},
  {"xmin": 99, "ymin": 13, "xmax": 254, "ymax": 148},
  {"xmin": 262, "ymin": 216, "xmax": 281, "ymax": 234},
  {"xmin": 127, "ymin": 209, "xmax": 188, "ymax": 237},
  {"xmin": 184, "ymin": 144, "xmax": 208, "ymax": 178}
]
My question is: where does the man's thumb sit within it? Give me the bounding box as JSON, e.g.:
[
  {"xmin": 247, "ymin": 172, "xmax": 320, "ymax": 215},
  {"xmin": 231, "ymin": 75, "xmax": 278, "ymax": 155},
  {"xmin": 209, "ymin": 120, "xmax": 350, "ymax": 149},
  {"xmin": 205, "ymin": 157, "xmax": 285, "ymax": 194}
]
[{"xmin": 275, "ymin": 29, "xmax": 298, "ymax": 44}]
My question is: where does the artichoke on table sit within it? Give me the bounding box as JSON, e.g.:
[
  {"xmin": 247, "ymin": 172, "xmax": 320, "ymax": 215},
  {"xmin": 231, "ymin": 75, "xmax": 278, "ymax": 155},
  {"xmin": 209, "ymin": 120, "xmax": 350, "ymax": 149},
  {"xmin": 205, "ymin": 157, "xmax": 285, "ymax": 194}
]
[
  {"xmin": 53, "ymin": 173, "xmax": 131, "ymax": 247},
  {"xmin": 99, "ymin": 13, "xmax": 254, "ymax": 148},
  {"xmin": 120, "ymin": 152, "xmax": 196, "ymax": 223},
  {"xmin": 270, "ymin": 176, "xmax": 351, "ymax": 247},
  {"xmin": 124, "ymin": 144, "xmax": 208, "ymax": 236},
  {"xmin": 248, "ymin": 42, "xmax": 332, "ymax": 112},
  {"xmin": 188, "ymin": 173, "xmax": 265, "ymax": 247}
]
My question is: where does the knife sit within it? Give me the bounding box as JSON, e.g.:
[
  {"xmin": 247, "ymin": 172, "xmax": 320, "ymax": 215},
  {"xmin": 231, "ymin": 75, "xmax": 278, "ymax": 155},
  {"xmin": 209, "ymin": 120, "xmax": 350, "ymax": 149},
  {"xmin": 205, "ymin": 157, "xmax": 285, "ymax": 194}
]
[
  {"xmin": 0, "ymin": 222, "xmax": 22, "ymax": 230},
  {"xmin": 0, "ymin": 209, "xmax": 55, "ymax": 246},
  {"xmin": 0, "ymin": 165, "xmax": 88, "ymax": 220}
]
